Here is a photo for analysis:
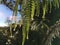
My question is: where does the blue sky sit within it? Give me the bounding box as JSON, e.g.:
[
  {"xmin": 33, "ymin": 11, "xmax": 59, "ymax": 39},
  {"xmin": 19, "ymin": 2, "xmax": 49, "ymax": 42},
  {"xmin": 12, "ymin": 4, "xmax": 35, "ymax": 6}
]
[{"xmin": 0, "ymin": 4, "xmax": 20, "ymax": 27}]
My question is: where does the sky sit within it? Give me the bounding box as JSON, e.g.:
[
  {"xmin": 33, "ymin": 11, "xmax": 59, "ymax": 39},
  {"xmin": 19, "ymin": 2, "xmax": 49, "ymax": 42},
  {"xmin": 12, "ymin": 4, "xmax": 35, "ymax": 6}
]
[{"xmin": 0, "ymin": 4, "xmax": 20, "ymax": 27}]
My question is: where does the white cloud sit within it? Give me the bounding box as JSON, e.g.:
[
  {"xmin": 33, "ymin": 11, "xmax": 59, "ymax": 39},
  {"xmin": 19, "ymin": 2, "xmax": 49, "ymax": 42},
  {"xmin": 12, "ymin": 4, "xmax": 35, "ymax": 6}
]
[
  {"xmin": 0, "ymin": 23, "xmax": 8, "ymax": 27},
  {"xmin": 9, "ymin": 15, "xmax": 17, "ymax": 20},
  {"xmin": 0, "ymin": 12, "xmax": 5, "ymax": 18},
  {"xmin": 0, "ymin": 12, "xmax": 7, "ymax": 27}
]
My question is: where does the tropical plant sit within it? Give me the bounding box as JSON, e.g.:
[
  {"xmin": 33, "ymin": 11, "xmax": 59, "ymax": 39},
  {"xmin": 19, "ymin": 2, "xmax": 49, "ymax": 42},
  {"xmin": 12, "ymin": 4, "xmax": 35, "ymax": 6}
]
[{"xmin": 0, "ymin": 0, "xmax": 60, "ymax": 45}]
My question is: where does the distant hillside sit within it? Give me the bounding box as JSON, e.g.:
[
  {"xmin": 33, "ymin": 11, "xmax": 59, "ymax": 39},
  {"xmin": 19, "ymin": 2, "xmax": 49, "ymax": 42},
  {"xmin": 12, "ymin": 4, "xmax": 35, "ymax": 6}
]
[{"xmin": 0, "ymin": 26, "xmax": 9, "ymax": 30}]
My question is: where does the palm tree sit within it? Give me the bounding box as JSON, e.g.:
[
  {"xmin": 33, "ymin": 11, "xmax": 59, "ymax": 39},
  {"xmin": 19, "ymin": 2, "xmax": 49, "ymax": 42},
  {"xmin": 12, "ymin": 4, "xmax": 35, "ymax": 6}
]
[{"xmin": 0, "ymin": 0, "xmax": 60, "ymax": 45}]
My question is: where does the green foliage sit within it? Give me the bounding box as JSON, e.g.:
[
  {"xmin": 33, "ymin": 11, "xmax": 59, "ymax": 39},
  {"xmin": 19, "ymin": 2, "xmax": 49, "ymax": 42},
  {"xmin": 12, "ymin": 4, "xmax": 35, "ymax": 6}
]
[
  {"xmin": 20, "ymin": 0, "xmax": 60, "ymax": 45},
  {"xmin": 0, "ymin": 0, "xmax": 2, "ymax": 3},
  {"xmin": 0, "ymin": 0, "xmax": 60, "ymax": 45},
  {"xmin": 13, "ymin": 0, "xmax": 60, "ymax": 45}
]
